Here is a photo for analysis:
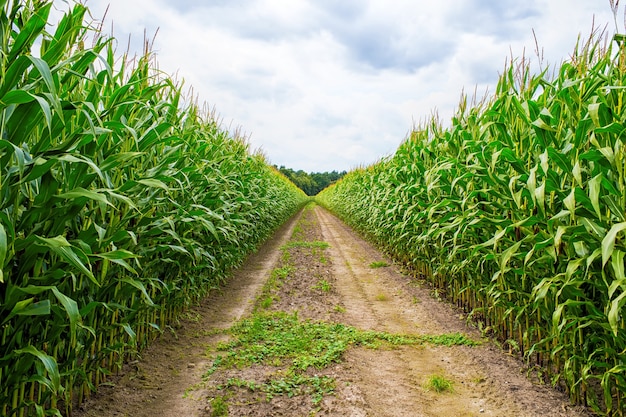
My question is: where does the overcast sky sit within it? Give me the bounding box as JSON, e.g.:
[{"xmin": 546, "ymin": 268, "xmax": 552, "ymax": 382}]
[{"xmin": 74, "ymin": 0, "xmax": 616, "ymax": 173}]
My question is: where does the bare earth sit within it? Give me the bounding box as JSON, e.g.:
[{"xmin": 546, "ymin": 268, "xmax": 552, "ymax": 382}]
[{"xmin": 74, "ymin": 205, "xmax": 590, "ymax": 417}]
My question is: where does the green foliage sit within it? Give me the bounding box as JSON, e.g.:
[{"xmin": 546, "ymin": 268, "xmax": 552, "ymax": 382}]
[
  {"xmin": 312, "ymin": 279, "xmax": 332, "ymax": 292},
  {"xmin": 210, "ymin": 395, "xmax": 229, "ymax": 417},
  {"xmin": 206, "ymin": 311, "xmax": 476, "ymax": 405},
  {"xmin": 318, "ymin": 32, "xmax": 626, "ymax": 414},
  {"xmin": 424, "ymin": 374, "xmax": 454, "ymax": 393},
  {"xmin": 277, "ymin": 166, "xmax": 346, "ymax": 196},
  {"xmin": 282, "ymin": 240, "xmax": 330, "ymax": 250},
  {"xmin": 220, "ymin": 374, "xmax": 335, "ymax": 405},
  {"xmin": 369, "ymin": 261, "xmax": 389, "ymax": 268},
  {"xmin": 0, "ymin": 1, "xmax": 308, "ymax": 415}
]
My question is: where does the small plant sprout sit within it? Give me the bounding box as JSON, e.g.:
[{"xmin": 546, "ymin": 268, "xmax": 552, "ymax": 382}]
[{"xmin": 424, "ymin": 374, "xmax": 454, "ymax": 393}]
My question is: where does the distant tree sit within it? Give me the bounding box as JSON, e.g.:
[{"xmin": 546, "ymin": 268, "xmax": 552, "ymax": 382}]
[{"xmin": 276, "ymin": 166, "xmax": 346, "ymax": 196}]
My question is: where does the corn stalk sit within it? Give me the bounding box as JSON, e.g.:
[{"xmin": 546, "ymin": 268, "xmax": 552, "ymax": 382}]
[
  {"xmin": 319, "ymin": 32, "xmax": 626, "ymax": 416},
  {"xmin": 0, "ymin": 1, "xmax": 308, "ymax": 415}
]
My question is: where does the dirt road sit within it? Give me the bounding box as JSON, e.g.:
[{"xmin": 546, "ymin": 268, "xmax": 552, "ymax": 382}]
[{"xmin": 74, "ymin": 205, "xmax": 589, "ymax": 417}]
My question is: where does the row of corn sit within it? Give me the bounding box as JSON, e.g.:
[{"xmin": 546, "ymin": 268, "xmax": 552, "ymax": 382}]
[
  {"xmin": 0, "ymin": 1, "xmax": 308, "ymax": 416},
  {"xmin": 319, "ymin": 34, "xmax": 626, "ymax": 415}
]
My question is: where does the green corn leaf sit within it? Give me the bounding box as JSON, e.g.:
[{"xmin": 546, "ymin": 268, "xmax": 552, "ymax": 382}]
[
  {"xmin": 0, "ymin": 222, "xmax": 6, "ymax": 281},
  {"xmin": 586, "ymin": 247, "xmax": 603, "ymax": 269},
  {"xmin": 572, "ymin": 160, "xmax": 582, "ymax": 187},
  {"xmin": 31, "ymin": 93, "xmax": 53, "ymax": 133},
  {"xmin": 2, "ymin": 298, "xmax": 51, "ymax": 325},
  {"xmin": 22, "ymin": 156, "xmax": 57, "ymax": 182},
  {"xmin": 99, "ymin": 151, "xmax": 144, "ymax": 172},
  {"xmin": 589, "ymin": 102, "xmax": 602, "ymax": 127},
  {"xmin": 55, "ymin": 187, "xmax": 113, "ymax": 207},
  {"xmin": 535, "ymin": 181, "xmax": 546, "ymax": 215},
  {"xmin": 27, "ymin": 56, "xmax": 57, "ymax": 97},
  {"xmin": 609, "ymin": 251, "xmax": 626, "ymax": 299},
  {"xmin": 581, "ymin": 217, "xmax": 606, "ymax": 238},
  {"xmin": 552, "ymin": 302, "xmax": 565, "ymax": 331},
  {"xmin": 602, "ymin": 222, "xmax": 626, "ymax": 267},
  {"xmin": 510, "ymin": 95, "xmax": 530, "ymax": 123},
  {"xmin": 17, "ymin": 299, "xmax": 51, "ymax": 316},
  {"xmin": 50, "ymin": 287, "xmax": 81, "ymax": 344},
  {"xmin": 41, "ymin": 4, "xmax": 87, "ymax": 66},
  {"xmin": 533, "ymin": 277, "xmax": 552, "ymax": 301},
  {"xmin": 599, "ymin": 146, "xmax": 616, "ymax": 167},
  {"xmin": 547, "ymin": 147, "xmax": 571, "ymax": 172},
  {"xmin": 34, "ymin": 235, "xmax": 98, "ymax": 286},
  {"xmin": 56, "ymin": 154, "xmax": 104, "ymax": 182},
  {"xmin": 527, "ymin": 165, "xmax": 537, "ymax": 205},
  {"xmin": 103, "ymin": 189, "xmax": 138, "ymax": 210},
  {"xmin": 579, "ymin": 148, "xmax": 605, "ymax": 162},
  {"xmin": 531, "ymin": 118, "xmax": 555, "ymax": 132},
  {"xmin": 607, "ymin": 291, "xmax": 626, "ymax": 337},
  {"xmin": 539, "ymin": 150, "xmax": 549, "ymax": 174},
  {"xmin": 121, "ymin": 277, "xmax": 155, "ymax": 306},
  {"xmin": 7, "ymin": 2, "xmax": 52, "ymax": 62},
  {"xmin": 14, "ymin": 345, "xmax": 60, "ymax": 394},
  {"xmin": 574, "ymin": 241, "xmax": 589, "ymax": 257},
  {"xmin": 610, "ymin": 249, "xmax": 626, "ymax": 281},
  {"xmin": 137, "ymin": 178, "xmax": 170, "ymax": 190},
  {"xmin": 94, "ymin": 249, "xmax": 139, "ymax": 260},
  {"xmin": 499, "ymin": 240, "xmax": 522, "ymax": 272},
  {"xmin": 588, "ymin": 174, "xmax": 603, "ymax": 220},
  {"xmin": 0, "ymin": 56, "xmax": 32, "ymax": 98},
  {"xmin": 565, "ymin": 258, "xmax": 584, "ymax": 279},
  {"xmin": 121, "ymin": 323, "xmax": 137, "ymax": 340},
  {"xmin": 554, "ymin": 226, "xmax": 567, "ymax": 254},
  {"xmin": 0, "ymin": 89, "xmax": 37, "ymax": 105},
  {"xmin": 602, "ymin": 364, "xmax": 626, "ymax": 412},
  {"xmin": 603, "ymin": 195, "xmax": 626, "ymax": 222},
  {"xmin": 564, "ymin": 189, "xmax": 576, "ymax": 215},
  {"xmin": 93, "ymin": 249, "xmax": 140, "ymax": 275}
]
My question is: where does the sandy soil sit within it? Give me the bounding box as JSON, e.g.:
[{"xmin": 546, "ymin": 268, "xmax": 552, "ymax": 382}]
[{"xmin": 73, "ymin": 205, "xmax": 590, "ymax": 417}]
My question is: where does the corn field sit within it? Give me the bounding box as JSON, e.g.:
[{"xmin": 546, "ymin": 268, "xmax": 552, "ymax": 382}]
[
  {"xmin": 0, "ymin": 1, "xmax": 307, "ymax": 416},
  {"xmin": 318, "ymin": 34, "xmax": 626, "ymax": 415}
]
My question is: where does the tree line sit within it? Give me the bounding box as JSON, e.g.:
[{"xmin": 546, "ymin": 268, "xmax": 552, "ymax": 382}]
[{"xmin": 276, "ymin": 166, "xmax": 347, "ymax": 196}]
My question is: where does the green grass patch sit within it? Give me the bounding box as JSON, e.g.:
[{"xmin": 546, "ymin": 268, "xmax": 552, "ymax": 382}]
[
  {"xmin": 424, "ymin": 374, "xmax": 454, "ymax": 393},
  {"xmin": 282, "ymin": 240, "xmax": 330, "ymax": 250},
  {"xmin": 420, "ymin": 333, "xmax": 478, "ymax": 347},
  {"xmin": 219, "ymin": 374, "xmax": 334, "ymax": 405},
  {"xmin": 369, "ymin": 261, "xmax": 389, "ymax": 268},
  {"xmin": 209, "ymin": 395, "xmax": 229, "ymax": 416},
  {"xmin": 333, "ymin": 305, "xmax": 346, "ymax": 313},
  {"xmin": 312, "ymin": 279, "xmax": 332, "ymax": 292},
  {"xmin": 255, "ymin": 265, "xmax": 293, "ymax": 310},
  {"xmin": 259, "ymin": 296, "xmax": 275, "ymax": 309},
  {"xmin": 272, "ymin": 265, "xmax": 293, "ymax": 280},
  {"xmin": 205, "ymin": 312, "xmax": 477, "ymax": 404}
]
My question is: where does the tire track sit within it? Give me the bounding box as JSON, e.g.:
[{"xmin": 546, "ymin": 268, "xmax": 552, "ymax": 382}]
[{"xmin": 315, "ymin": 205, "xmax": 587, "ymax": 417}]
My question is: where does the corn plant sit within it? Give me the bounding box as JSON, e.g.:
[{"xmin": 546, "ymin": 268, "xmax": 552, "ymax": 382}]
[
  {"xmin": 0, "ymin": 1, "xmax": 307, "ymax": 416},
  {"xmin": 319, "ymin": 33, "xmax": 626, "ymax": 415}
]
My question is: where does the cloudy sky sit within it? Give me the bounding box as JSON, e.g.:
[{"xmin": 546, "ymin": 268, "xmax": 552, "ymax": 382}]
[{"xmin": 74, "ymin": 0, "xmax": 616, "ymax": 172}]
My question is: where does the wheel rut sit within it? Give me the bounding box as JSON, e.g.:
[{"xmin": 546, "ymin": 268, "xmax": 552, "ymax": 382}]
[{"xmin": 314, "ymin": 206, "xmax": 587, "ymax": 417}]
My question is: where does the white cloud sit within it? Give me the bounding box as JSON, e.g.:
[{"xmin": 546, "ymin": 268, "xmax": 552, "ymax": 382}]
[{"xmin": 80, "ymin": 0, "xmax": 615, "ymax": 172}]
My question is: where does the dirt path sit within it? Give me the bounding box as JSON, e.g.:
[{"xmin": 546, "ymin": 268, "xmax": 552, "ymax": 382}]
[
  {"xmin": 74, "ymin": 210, "xmax": 302, "ymax": 417},
  {"xmin": 74, "ymin": 205, "xmax": 590, "ymax": 417},
  {"xmin": 314, "ymin": 207, "xmax": 587, "ymax": 417}
]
